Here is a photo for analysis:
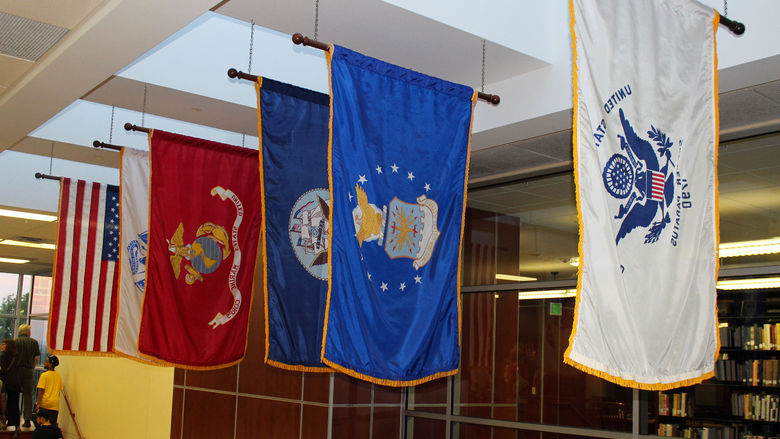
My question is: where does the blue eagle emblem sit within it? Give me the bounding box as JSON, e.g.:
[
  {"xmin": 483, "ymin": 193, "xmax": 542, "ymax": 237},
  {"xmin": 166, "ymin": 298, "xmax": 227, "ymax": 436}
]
[
  {"xmin": 127, "ymin": 230, "xmax": 148, "ymax": 293},
  {"xmin": 603, "ymin": 109, "xmax": 677, "ymax": 245}
]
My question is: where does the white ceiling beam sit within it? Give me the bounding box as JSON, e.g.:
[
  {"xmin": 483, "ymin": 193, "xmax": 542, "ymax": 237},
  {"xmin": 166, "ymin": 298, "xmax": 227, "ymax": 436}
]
[{"xmin": 0, "ymin": 0, "xmax": 218, "ymax": 150}]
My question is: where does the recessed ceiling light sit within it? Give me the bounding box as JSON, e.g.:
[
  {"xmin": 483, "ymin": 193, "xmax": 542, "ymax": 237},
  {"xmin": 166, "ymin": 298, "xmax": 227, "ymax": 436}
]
[
  {"xmin": 716, "ymin": 277, "xmax": 780, "ymax": 290},
  {"xmin": 0, "ymin": 257, "xmax": 30, "ymax": 264},
  {"xmin": 719, "ymin": 237, "xmax": 780, "ymax": 258},
  {"xmin": 518, "ymin": 289, "xmax": 577, "ymax": 300},
  {"xmin": 496, "ymin": 274, "xmax": 537, "ymax": 282},
  {"xmin": 0, "ymin": 240, "xmax": 55, "ymax": 250},
  {"xmin": 561, "ymin": 257, "xmax": 580, "ymax": 267},
  {"xmin": 0, "ymin": 208, "xmax": 57, "ymax": 222}
]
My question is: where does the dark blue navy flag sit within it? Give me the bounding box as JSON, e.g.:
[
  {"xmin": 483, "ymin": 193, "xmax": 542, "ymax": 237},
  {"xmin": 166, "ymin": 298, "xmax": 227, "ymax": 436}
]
[
  {"xmin": 324, "ymin": 45, "xmax": 477, "ymax": 386},
  {"xmin": 257, "ymin": 77, "xmax": 332, "ymax": 371}
]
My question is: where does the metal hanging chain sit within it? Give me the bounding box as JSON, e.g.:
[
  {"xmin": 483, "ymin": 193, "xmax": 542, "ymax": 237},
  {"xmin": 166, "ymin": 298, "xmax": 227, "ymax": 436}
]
[
  {"xmin": 242, "ymin": 133, "xmax": 246, "ymax": 148},
  {"xmin": 481, "ymin": 39, "xmax": 486, "ymax": 93},
  {"xmin": 109, "ymin": 105, "xmax": 116, "ymax": 144},
  {"xmin": 49, "ymin": 142, "xmax": 54, "ymax": 174},
  {"xmin": 723, "ymin": 0, "xmax": 728, "ymax": 17},
  {"xmin": 314, "ymin": 0, "xmax": 320, "ymax": 40},
  {"xmin": 141, "ymin": 83, "xmax": 148, "ymax": 126},
  {"xmin": 248, "ymin": 19, "xmax": 255, "ymax": 74}
]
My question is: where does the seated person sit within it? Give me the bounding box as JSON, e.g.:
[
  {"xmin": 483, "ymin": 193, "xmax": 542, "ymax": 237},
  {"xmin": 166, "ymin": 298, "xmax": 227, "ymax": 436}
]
[{"xmin": 32, "ymin": 410, "xmax": 62, "ymax": 439}]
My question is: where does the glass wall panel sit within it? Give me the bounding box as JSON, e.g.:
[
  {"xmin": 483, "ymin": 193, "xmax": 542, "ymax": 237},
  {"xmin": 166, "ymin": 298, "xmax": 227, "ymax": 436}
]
[
  {"xmin": 407, "ymin": 417, "xmax": 446, "ymax": 438},
  {"xmin": 463, "ymin": 174, "xmax": 578, "ymax": 288},
  {"xmin": 408, "ymin": 377, "xmax": 447, "ymax": 414},
  {"xmin": 453, "ymin": 292, "xmax": 632, "ymax": 433},
  {"xmin": 30, "ymin": 317, "xmax": 49, "ymax": 368},
  {"xmin": 457, "ymin": 423, "xmax": 526, "ymax": 438},
  {"xmin": 0, "ymin": 273, "xmax": 19, "ymax": 316},
  {"xmin": 0, "ymin": 316, "xmax": 17, "ymax": 341},
  {"xmin": 31, "ymin": 275, "xmax": 52, "ymax": 315},
  {"xmin": 717, "ymin": 134, "xmax": 780, "ymax": 270}
]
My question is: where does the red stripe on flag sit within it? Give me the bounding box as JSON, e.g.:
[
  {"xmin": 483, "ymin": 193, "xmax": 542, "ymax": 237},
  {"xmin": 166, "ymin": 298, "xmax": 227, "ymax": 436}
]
[
  {"xmin": 63, "ymin": 180, "xmax": 86, "ymax": 351},
  {"xmin": 79, "ymin": 183, "xmax": 100, "ymax": 351},
  {"xmin": 93, "ymin": 259, "xmax": 108, "ymax": 351},
  {"xmin": 49, "ymin": 179, "xmax": 71, "ymax": 351},
  {"xmin": 107, "ymin": 262, "xmax": 120, "ymax": 351},
  {"xmin": 650, "ymin": 171, "xmax": 665, "ymax": 201}
]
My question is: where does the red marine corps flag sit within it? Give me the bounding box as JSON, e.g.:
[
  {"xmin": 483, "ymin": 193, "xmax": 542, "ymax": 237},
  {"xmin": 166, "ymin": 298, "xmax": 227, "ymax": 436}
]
[{"xmin": 137, "ymin": 130, "xmax": 261, "ymax": 369}]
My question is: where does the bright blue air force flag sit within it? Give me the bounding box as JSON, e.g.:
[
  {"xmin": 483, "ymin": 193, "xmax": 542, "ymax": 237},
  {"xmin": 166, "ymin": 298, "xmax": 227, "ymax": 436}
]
[
  {"xmin": 258, "ymin": 77, "xmax": 331, "ymax": 371},
  {"xmin": 324, "ymin": 45, "xmax": 477, "ymax": 386}
]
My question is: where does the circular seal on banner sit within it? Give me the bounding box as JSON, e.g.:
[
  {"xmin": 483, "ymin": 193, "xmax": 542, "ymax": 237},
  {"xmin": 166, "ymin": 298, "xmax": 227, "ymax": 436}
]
[
  {"xmin": 288, "ymin": 188, "xmax": 330, "ymax": 280},
  {"xmin": 603, "ymin": 153, "xmax": 634, "ymax": 199}
]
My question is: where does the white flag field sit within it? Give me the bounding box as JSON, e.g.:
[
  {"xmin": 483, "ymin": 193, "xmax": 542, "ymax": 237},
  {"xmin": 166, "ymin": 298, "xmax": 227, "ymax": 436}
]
[
  {"xmin": 114, "ymin": 147, "xmax": 153, "ymax": 361},
  {"xmin": 565, "ymin": 0, "xmax": 720, "ymax": 390}
]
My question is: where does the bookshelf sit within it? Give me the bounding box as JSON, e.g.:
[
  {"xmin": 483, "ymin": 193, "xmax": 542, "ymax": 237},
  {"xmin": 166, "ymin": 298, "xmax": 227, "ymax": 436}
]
[{"xmin": 654, "ymin": 289, "xmax": 780, "ymax": 439}]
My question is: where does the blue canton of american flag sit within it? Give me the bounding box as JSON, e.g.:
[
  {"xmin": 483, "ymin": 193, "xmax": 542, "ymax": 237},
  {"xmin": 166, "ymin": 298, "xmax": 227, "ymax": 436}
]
[{"xmin": 102, "ymin": 186, "xmax": 120, "ymax": 261}]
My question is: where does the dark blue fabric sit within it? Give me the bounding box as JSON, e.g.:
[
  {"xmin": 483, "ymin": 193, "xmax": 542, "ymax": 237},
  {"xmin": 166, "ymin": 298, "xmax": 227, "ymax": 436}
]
[
  {"xmin": 261, "ymin": 77, "xmax": 330, "ymax": 369},
  {"xmin": 325, "ymin": 45, "xmax": 475, "ymax": 383}
]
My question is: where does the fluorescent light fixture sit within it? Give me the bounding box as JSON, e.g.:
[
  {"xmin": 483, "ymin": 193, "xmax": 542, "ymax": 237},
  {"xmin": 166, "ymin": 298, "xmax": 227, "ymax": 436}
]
[
  {"xmin": 0, "ymin": 208, "xmax": 57, "ymax": 222},
  {"xmin": 0, "ymin": 257, "xmax": 30, "ymax": 264},
  {"xmin": 719, "ymin": 237, "xmax": 780, "ymax": 258},
  {"xmin": 716, "ymin": 277, "xmax": 780, "ymax": 290},
  {"xmin": 518, "ymin": 289, "xmax": 577, "ymax": 300},
  {"xmin": 0, "ymin": 240, "xmax": 56, "ymax": 250},
  {"xmin": 496, "ymin": 274, "xmax": 537, "ymax": 282}
]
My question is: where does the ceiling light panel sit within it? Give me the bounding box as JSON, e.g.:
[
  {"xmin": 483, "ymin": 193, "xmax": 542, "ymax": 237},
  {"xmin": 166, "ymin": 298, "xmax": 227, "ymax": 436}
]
[
  {"xmin": 719, "ymin": 237, "xmax": 780, "ymax": 258},
  {"xmin": 0, "ymin": 12, "xmax": 68, "ymax": 61},
  {"xmin": 0, "ymin": 257, "xmax": 30, "ymax": 264},
  {"xmin": 0, "ymin": 239, "xmax": 55, "ymax": 250},
  {"xmin": 0, "ymin": 208, "xmax": 57, "ymax": 222}
]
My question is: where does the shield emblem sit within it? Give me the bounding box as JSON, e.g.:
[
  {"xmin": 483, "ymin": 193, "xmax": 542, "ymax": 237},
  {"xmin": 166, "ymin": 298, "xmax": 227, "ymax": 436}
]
[{"xmin": 384, "ymin": 198, "xmax": 423, "ymax": 260}]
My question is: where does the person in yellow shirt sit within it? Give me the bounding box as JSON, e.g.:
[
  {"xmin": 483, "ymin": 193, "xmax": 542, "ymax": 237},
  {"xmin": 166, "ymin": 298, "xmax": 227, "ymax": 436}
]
[{"xmin": 33, "ymin": 356, "xmax": 62, "ymax": 425}]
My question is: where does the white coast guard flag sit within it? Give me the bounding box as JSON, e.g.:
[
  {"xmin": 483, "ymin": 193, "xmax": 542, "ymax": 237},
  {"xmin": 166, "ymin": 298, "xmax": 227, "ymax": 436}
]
[
  {"xmin": 565, "ymin": 0, "xmax": 720, "ymax": 390},
  {"xmin": 114, "ymin": 147, "xmax": 152, "ymax": 361}
]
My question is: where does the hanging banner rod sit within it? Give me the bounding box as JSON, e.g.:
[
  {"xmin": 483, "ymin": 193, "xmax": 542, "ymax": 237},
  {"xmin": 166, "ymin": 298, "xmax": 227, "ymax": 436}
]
[
  {"xmin": 92, "ymin": 140, "xmax": 122, "ymax": 151},
  {"xmin": 291, "ymin": 33, "xmax": 500, "ymax": 104},
  {"xmin": 229, "ymin": 33, "xmax": 502, "ymax": 105},
  {"xmin": 125, "ymin": 123, "xmax": 151, "ymax": 133},
  {"xmin": 34, "ymin": 172, "xmax": 63, "ymax": 181},
  {"xmin": 719, "ymin": 14, "xmax": 745, "ymax": 35}
]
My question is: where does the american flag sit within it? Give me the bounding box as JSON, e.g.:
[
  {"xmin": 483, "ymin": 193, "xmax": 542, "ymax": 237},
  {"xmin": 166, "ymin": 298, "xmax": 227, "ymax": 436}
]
[{"xmin": 48, "ymin": 178, "xmax": 120, "ymax": 353}]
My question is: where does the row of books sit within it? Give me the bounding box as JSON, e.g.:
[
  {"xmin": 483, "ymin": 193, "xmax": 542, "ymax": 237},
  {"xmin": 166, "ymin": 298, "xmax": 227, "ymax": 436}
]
[
  {"xmin": 659, "ymin": 392, "xmax": 693, "ymax": 417},
  {"xmin": 731, "ymin": 392, "xmax": 780, "ymax": 421},
  {"xmin": 720, "ymin": 324, "xmax": 780, "ymax": 351},
  {"xmin": 714, "ymin": 356, "xmax": 780, "ymax": 386},
  {"xmin": 658, "ymin": 424, "xmax": 779, "ymax": 439}
]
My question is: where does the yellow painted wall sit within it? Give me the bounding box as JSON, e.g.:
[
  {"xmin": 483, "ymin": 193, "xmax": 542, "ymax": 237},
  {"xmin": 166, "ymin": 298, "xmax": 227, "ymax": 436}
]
[{"xmin": 54, "ymin": 355, "xmax": 174, "ymax": 439}]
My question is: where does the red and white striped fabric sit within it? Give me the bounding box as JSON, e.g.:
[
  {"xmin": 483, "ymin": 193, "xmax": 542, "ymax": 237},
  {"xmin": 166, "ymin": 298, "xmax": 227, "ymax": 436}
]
[
  {"xmin": 649, "ymin": 170, "xmax": 665, "ymax": 202},
  {"xmin": 48, "ymin": 178, "xmax": 120, "ymax": 354}
]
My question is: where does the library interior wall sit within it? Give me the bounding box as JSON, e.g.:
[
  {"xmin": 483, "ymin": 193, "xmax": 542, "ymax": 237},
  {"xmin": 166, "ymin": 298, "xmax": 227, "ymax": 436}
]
[{"xmin": 56, "ymin": 355, "xmax": 174, "ymax": 439}]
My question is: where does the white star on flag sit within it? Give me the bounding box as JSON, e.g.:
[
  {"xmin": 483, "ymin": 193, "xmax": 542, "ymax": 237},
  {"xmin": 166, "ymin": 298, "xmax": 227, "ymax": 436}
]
[
  {"xmin": 367, "ymin": 273, "xmax": 372, "ymax": 280},
  {"xmin": 414, "ymin": 275, "xmax": 422, "ymax": 284},
  {"xmin": 400, "ymin": 282, "xmax": 406, "ymax": 291},
  {"xmin": 376, "ymin": 165, "xmax": 382, "ymax": 174},
  {"xmin": 358, "ymin": 175, "xmax": 367, "ymax": 184},
  {"xmin": 390, "ymin": 163, "xmax": 399, "ymax": 173},
  {"xmin": 407, "ymin": 172, "xmax": 415, "ymax": 181},
  {"xmin": 380, "ymin": 282, "xmax": 388, "ymax": 291},
  {"xmin": 348, "ymin": 192, "xmax": 353, "ymax": 201},
  {"xmin": 424, "ymin": 183, "xmax": 431, "ymax": 192}
]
